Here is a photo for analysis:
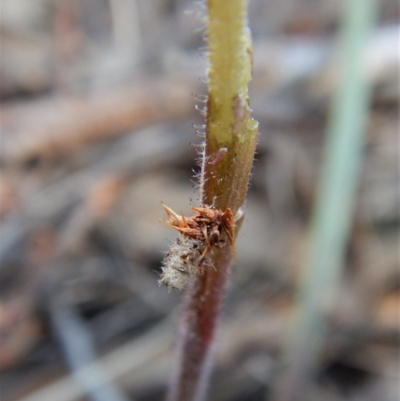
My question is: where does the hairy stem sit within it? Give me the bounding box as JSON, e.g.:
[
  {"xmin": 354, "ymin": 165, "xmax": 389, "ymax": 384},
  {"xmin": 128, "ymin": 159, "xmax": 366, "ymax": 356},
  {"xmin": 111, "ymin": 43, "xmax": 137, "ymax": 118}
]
[
  {"xmin": 166, "ymin": 1, "xmax": 258, "ymax": 400},
  {"xmin": 204, "ymin": 1, "xmax": 258, "ymax": 212},
  {"xmin": 166, "ymin": 248, "xmax": 230, "ymax": 401}
]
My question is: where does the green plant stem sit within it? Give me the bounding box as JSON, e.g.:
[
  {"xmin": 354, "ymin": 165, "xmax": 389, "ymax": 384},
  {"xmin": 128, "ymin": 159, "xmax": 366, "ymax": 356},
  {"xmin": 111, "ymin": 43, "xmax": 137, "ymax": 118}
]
[
  {"xmin": 203, "ymin": 0, "xmax": 258, "ymax": 212},
  {"xmin": 166, "ymin": 1, "xmax": 258, "ymax": 400},
  {"xmin": 272, "ymin": 1, "xmax": 377, "ymax": 400}
]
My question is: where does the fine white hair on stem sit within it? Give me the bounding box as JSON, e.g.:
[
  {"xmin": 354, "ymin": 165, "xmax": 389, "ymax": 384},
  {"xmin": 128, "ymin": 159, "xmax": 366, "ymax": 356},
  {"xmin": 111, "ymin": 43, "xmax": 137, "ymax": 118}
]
[
  {"xmin": 195, "ymin": 104, "xmax": 207, "ymax": 117},
  {"xmin": 198, "ymin": 140, "xmax": 207, "ymax": 203},
  {"xmin": 191, "ymin": 136, "xmax": 207, "ymax": 204}
]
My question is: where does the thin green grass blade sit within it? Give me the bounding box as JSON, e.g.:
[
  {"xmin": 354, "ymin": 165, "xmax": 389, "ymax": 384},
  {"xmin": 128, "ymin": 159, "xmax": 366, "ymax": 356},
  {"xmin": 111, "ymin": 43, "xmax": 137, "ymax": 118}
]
[{"xmin": 273, "ymin": 0, "xmax": 378, "ymax": 399}]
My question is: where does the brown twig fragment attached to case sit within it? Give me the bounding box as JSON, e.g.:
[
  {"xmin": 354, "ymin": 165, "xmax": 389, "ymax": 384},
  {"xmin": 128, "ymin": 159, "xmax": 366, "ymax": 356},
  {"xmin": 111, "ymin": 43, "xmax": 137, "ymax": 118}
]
[{"xmin": 159, "ymin": 204, "xmax": 236, "ymax": 291}]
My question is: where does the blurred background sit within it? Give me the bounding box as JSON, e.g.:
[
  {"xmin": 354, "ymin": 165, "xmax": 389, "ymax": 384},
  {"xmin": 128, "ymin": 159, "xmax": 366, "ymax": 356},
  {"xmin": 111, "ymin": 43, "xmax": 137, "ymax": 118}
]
[{"xmin": 0, "ymin": 0, "xmax": 399, "ymax": 400}]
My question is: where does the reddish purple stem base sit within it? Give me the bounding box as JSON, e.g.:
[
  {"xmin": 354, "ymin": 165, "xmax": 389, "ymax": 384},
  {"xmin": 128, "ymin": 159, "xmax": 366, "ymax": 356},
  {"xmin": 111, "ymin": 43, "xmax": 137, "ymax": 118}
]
[{"xmin": 166, "ymin": 248, "xmax": 232, "ymax": 401}]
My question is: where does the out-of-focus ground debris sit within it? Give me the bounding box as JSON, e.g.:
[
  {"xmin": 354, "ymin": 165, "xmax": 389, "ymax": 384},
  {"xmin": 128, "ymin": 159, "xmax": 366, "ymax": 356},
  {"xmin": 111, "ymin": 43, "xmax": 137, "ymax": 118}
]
[{"xmin": 0, "ymin": 1, "xmax": 398, "ymax": 401}]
